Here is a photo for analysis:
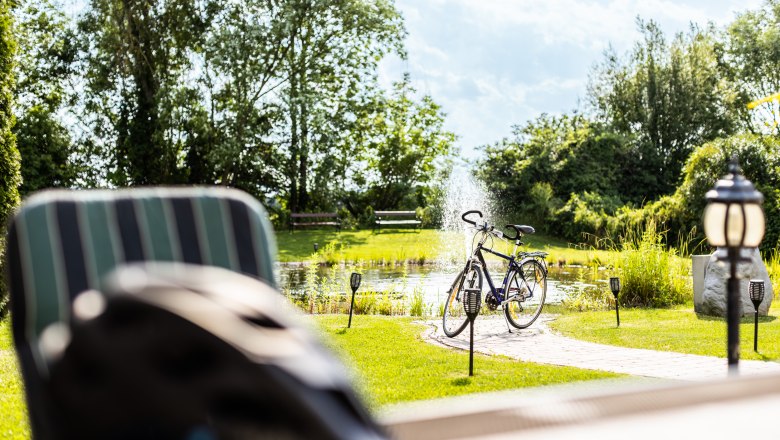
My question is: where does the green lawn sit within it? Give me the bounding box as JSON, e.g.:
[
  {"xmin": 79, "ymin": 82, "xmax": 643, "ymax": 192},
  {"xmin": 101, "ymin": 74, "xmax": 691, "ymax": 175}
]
[
  {"xmin": 311, "ymin": 315, "xmax": 620, "ymax": 408},
  {"xmin": 276, "ymin": 228, "xmax": 613, "ymax": 265},
  {"xmin": 0, "ymin": 315, "xmax": 618, "ymax": 437},
  {"xmin": 550, "ymin": 306, "xmax": 780, "ymax": 361},
  {"xmin": 0, "ymin": 320, "xmax": 29, "ymax": 440},
  {"xmin": 276, "ymin": 229, "xmax": 452, "ymax": 263}
]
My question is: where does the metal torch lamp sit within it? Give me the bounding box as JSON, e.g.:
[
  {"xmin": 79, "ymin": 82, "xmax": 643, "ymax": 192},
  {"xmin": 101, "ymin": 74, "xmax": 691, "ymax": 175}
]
[
  {"xmin": 348, "ymin": 272, "xmax": 361, "ymax": 328},
  {"xmin": 749, "ymin": 280, "xmax": 765, "ymax": 352},
  {"xmin": 463, "ymin": 287, "xmax": 482, "ymax": 377},
  {"xmin": 703, "ymin": 156, "xmax": 765, "ymax": 373},
  {"xmin": 610, "ymin": 277, "xmax": 621, "ymax": 327}
]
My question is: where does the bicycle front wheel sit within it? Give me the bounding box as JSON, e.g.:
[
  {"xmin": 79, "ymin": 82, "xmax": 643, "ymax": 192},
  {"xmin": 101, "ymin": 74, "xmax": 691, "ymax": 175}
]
[
  {"xmin": 504, "ymin": 259, "xmax": 547, "ymax": 329},
  {"xmin": 442, "ymin": 265, "xmax": 482, "ymax": 337}
]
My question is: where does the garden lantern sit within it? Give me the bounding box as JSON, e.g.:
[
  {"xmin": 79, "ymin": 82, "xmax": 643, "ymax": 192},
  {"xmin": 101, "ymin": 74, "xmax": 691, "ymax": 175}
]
[
  {"xmin": 610, "ymin": 277, "xmax": 621, "ymax": 327},
  {"xmin": 703, "ymin": 156, "xmax": 765, "ymax": 373},
  {"xmin": 463, "ymin": 287, "xmax": 481, "ymax": 377},
  {"xmin": 347, "ymin": 273, "xmax": 361, "ymax": 328},
  {"xmin": 749, "ymin": 280, "xmax": 765, "ymax": 352},
  {"xmin": 314, "ymin": 243, "xmax": 319, "ymax": 252}
]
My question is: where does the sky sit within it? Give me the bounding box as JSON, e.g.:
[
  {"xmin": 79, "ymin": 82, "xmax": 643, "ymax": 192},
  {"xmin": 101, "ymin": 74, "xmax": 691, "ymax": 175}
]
[{"xmin": 378, "ymin": 0, "xmax": 765, "ymax": 160}]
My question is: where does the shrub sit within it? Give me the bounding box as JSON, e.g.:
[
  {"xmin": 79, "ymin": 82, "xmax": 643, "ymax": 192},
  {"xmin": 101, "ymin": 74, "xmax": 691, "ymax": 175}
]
[
  {"xmin": 561, "ymin": 285, "xmax": 614, "ymax": 311},
  {"xmin": 615, "ymin": 222, "xmax": 691, "ymax": 307},
  {"xmin": 551, "ymin": 192, "xmax": 622, "ymax": 245},
  {"xmin": 337, "ymin": 207, "xmax": 357, "ymax": 230}
]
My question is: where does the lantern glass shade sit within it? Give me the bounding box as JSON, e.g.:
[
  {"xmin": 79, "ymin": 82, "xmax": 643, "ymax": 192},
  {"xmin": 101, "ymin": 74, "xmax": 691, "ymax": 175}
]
[
  {"xmin": 350, "ymin": 273, "xmax": 362, "ymax": 291},
  {"xmin": 742, "ymin": 203, "xmax": 765, "ymax": 247},
  {"xmin": 609, "ymin": 277, "xmax": 620, "ymax": 295},
  {"xmin": 749, "ymin": 279, "xmax": 765, "ymax": 303},
  {"xmin": 703, "ymin": 202, "xmax": 765, "ymax": 247}
]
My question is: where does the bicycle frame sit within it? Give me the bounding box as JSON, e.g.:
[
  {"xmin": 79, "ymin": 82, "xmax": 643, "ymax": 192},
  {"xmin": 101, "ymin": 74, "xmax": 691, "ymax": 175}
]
[{"xmin": 466, "ymin": 231, "xmax": 522, "ymax": 305}]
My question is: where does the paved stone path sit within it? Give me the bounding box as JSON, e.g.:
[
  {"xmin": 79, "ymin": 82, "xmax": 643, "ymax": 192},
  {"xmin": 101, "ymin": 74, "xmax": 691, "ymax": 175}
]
[{"xmin": 423, "ymin": 315, "xmax": 780, "ymax": 381}]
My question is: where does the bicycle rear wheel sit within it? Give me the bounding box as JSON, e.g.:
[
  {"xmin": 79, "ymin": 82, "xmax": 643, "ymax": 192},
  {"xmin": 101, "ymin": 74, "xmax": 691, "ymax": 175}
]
[
  {"xmin": 442, "ymin": 265, "xmax": 482, "ymax": 337},
  {"xmin": 504, "ymin": 259, "xmax": 547, "ymax": 329}
]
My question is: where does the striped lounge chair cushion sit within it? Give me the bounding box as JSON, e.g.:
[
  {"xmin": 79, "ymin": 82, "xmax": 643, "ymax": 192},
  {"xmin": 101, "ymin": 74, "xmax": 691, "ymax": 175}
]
[{"xmin": 7, "ymin": 187, "xmax": 277, "ymax": 376}]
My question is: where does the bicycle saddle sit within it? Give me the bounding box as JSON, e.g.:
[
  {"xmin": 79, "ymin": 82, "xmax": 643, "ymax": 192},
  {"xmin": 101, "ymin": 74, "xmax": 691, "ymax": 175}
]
[{"xmin": 506, "ymin": 224, "xmax": 535, "ymax": 235}]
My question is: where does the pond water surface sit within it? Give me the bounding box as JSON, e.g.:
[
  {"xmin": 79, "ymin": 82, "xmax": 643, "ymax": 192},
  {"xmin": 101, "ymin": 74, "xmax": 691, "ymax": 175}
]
[{"xmin": 277, "ymin": 262, "xmax": 608, "ymax": 309}]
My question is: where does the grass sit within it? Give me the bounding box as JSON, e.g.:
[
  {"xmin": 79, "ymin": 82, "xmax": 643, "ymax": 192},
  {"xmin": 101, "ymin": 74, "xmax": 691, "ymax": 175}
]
[
  {"xmin": 0, "ymin": 315, "xmax": 619, "ymax": 437},
  {"xmin": 277, "ymin": 229, "xmax": 450, "ymax": 263},
  {"xmin": 311, "ymin": 315, "xmax": 621, "ymax": 408},
  {"xmin": 0, "ymin": 320, "xmax": 30, "ymax": 439},
  {"xmin": 550, "ymin": 306, "xmax": 780, "ymax": 361},
  {"xmin": 276, "ymin": 228, "xmax": 614, "ymax": 266}
]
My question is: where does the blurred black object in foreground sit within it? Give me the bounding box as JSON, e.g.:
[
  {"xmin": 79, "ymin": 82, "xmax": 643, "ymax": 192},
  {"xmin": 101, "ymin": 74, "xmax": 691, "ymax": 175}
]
[{"xmin": 40, "ymin": 264, "xmax": 384, "ymax": 440}]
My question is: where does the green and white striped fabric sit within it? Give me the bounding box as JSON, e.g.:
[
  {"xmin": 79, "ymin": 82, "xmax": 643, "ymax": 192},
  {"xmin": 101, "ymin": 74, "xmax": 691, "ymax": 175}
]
[{"xmin": 7, "ymin": 187, "xmax": 277, "ymax": 377}]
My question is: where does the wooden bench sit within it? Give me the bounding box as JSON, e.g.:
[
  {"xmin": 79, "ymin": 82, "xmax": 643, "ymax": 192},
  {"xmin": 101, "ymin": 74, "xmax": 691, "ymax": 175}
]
[
  {"xmin": 290, "ymin": 212, "xmax": 341, "ymax": 231},
  {"xmin": 374, "ymin": 210, "xmax": 421, "ymax": 231}
]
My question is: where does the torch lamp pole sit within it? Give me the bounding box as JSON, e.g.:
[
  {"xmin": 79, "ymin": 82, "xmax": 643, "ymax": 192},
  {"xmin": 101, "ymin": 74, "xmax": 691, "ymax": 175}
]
[
  {"xmin": 463, "ymin": 288, "xmax": 481, "ymax": 377},
  {"xmin": 348, "ymin": 273, "xmax": 361, "ymax": 328},
  {"xmin": 750, "ymin": 280, "xmax": 765, "ymax": 352},
  {"xmin": 610, "ymin": 277, "xmax": 621, "ymax": 327}
]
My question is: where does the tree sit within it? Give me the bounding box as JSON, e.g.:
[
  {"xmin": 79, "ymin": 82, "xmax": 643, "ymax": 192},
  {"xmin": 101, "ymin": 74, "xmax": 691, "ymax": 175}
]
[
  {"xmin": 365, "ymin": 77, "xmax": 456, "ymax": 210},
  {"xmin": 722, "ymin": 0, "xmax": 780, "ymax": 135},
  {"xmin": 589, "ymin": 19, "xmax": 737, "ymax": 197},
  {"xmin": 192, "ymin": 0, "xmax": 294, "ymax": 196},
  {"xmin": 280, "ymin": 0, "xmax": 405, "ymax": 212},
  {"xmin": 14, "ymin": 0, "xmax": 78, "ymax": 195},
  {"xmin": 0, "ymin": 0, "xmax": 20, "ymax": 221},
  {"xmin": 78, "ymin": 0, "xmax": 216, "ymax": 185},
  {"xmin": 0, "ymin": 0, "xmax": 21, "ymax": 317}
]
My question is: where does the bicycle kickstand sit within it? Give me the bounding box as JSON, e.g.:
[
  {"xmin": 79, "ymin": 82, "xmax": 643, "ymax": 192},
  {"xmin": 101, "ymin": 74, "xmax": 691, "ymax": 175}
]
[{"xmin": 502, "ymin": 307, "xmax": 513, "ymax": 333}]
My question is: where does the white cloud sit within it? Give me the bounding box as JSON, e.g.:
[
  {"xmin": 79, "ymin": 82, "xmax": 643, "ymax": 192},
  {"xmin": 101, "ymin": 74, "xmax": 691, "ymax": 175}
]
[
  {"xmin": 382, "ymin": 0, "xmax": 768, "ymax": 157},
  {"xmin": 451, "ymin": 0, "xmax": 731, "ymax": 52}
]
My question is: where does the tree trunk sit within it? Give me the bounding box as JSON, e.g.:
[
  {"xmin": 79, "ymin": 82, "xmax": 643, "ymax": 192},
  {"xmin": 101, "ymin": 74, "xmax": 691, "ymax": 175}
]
[
  {"xmin": 288, "ymin": 35, "xmax": 300, "ymax": 212},
  {"xmin": 121, "ymin": 0, "xmax": 162, "ymax": 185},
  {"xmin": 297, "ymin": 41, "xmax": 309, "ymax": 212}
]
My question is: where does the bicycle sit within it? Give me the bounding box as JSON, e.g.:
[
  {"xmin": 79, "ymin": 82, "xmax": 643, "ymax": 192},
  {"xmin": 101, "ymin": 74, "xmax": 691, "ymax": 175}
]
[{"xmin": 442, "ymin": 210, "xmax": 548, "ymax": 337}]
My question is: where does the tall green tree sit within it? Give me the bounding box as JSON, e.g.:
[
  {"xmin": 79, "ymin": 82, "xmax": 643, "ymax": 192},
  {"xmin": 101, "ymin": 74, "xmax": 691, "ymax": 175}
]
[
  {"xmin": 0, "ymin": 0, "xmax": 20, "ymax": 220},
  {"xmin": 589, "ymin": 19, "xmax": 737, "ymax": 197},
  {"xmin": 188, "ymin": 0, "xmax": 286, "ymax": 196},
  {"xmin": 78, "ymin": 0, "xmax": 216, "ymax": 185},
  {"xmin": 0, "ymin": 0, "xmax": 21, "ymax": 317},
  {"xmin": 281, "ymin": 0, "xmax": 405, "ymax": 212},
  {"xmin": 722, "ymin": 0, "xmax": 780, "ymax": 135},
  {"xmin": 14, "ymin": 0, "xmax": 78, "ymax": 195}
]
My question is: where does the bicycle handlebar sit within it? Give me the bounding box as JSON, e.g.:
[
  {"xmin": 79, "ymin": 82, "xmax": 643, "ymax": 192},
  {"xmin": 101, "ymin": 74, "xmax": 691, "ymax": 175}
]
[
  {"xmin": 461, "ymin": 210, "xmax": 524, "ymax": 241},
  {"xmin": 461, "ymin": 210, "xmax": 482, "ymax": 226}
]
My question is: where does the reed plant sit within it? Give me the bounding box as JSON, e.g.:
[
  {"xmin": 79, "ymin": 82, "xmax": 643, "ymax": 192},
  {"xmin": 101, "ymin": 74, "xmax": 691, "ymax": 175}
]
[
  {"xmin": 408, "ymin": 286, "xmax": 428, "ymax": 317},
  {"xmin": 614, "ymin": 222, "xmax": 691, "ymax": 307},
  {"xmin": 289, "ymin": 255, "xmax": 419, "ymax": 316},
  {"xmin": 354, "ymin": 292, "xmax": 378, "ymax": 315},
  {"xmin": 561, "ymin": 285, "xmax": 614, "ymax": 311},
  {"xmin": 558, "ymin": 222, "xmax": 692, "ymax": 311}
]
